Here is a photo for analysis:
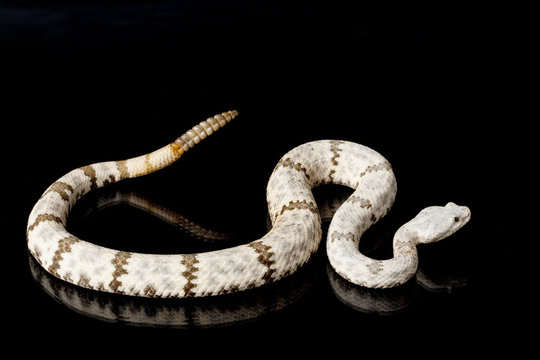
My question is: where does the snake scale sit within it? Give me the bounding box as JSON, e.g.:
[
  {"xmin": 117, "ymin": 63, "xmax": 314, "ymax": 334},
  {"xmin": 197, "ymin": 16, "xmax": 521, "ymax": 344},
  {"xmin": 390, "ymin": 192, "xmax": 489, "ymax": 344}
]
[{"xmin": 26, "ymin": 110, "xmax": 471, "ymax": 298}]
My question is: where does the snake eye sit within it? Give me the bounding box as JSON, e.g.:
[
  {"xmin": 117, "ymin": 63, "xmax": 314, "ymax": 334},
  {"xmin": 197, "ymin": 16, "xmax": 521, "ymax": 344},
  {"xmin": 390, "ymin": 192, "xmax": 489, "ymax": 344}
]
[{"xmin": 454, "ymin": 216, "xmax": 460, "ymax": 222}]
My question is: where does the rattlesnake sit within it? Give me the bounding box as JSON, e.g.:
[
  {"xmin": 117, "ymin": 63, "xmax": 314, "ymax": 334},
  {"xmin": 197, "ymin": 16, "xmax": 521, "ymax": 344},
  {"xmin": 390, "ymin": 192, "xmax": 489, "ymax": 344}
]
[{"xmin": 26, "ymin": 110, "xmax": 471, "ymax": 298}]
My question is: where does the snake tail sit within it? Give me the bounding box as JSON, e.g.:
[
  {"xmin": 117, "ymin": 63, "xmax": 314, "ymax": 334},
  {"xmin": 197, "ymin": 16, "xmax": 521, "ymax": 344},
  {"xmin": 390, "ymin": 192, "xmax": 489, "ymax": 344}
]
[
  {"xmin": 174, "ymin": 110, "xmax": 238, "ymax": 153},
  {"xmin": 120, "ymin": 110, "xmax": 238, "ymax": 179}
]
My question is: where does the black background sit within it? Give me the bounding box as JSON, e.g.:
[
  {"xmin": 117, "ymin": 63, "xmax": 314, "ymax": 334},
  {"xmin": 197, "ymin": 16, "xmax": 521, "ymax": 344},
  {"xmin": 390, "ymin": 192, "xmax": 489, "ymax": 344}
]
[{"xmin": 2, "ymin": 1, "xmax": 511, "ymax": 357}]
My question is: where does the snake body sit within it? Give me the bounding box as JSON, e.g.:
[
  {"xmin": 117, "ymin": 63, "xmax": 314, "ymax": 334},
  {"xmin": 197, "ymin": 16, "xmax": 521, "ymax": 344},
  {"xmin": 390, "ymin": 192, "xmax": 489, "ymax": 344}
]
[{"xmin": 27, "ymin": 110, "xmax": 470, "ymax": 298}]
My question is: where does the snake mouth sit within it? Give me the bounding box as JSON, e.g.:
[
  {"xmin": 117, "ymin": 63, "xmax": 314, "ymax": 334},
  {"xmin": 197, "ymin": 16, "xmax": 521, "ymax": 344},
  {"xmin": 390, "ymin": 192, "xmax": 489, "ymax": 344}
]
[{"xmin": 463, "ymin": 207, "xmax": 472, "ymax": 222}]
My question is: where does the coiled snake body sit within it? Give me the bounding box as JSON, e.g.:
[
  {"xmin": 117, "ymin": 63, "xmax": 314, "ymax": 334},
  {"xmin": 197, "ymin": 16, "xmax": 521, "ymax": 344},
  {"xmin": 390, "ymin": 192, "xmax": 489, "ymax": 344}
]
[{"xmin": 27, "ymin": 111, "xmax": 470, "ymax": 298}]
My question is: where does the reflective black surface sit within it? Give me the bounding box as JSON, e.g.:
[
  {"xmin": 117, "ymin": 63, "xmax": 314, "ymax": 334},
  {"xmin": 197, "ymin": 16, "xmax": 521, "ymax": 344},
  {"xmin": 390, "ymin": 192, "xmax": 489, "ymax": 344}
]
[{"xmin": 3, "ymin": 1, "xmax": 505, "ymax": 357}]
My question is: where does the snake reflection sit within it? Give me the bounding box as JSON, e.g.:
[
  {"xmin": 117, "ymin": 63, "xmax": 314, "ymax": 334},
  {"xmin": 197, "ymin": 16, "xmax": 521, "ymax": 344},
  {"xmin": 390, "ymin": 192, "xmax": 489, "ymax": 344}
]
[{"xmin": 28, "ymin": 186, "xmax": 468, "ymax": 326}]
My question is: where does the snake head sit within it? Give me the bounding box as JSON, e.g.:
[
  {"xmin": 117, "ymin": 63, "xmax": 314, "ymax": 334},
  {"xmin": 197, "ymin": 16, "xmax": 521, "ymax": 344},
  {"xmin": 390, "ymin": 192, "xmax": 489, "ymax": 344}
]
[{"xmin": 407, "ymin": 202, "xmax": 471, "ymax": 245}]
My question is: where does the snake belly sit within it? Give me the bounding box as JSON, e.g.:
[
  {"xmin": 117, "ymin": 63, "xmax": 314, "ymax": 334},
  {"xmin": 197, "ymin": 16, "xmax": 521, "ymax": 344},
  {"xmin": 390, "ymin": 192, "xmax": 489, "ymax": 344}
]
[{"xmin": 26, "ymin": 112, "xmax": 397, "ymax": 298}]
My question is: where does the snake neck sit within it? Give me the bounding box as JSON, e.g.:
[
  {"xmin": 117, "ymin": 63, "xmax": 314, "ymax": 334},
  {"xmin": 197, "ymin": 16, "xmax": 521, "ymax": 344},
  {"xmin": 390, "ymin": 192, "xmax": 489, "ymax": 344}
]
[{"xmin": 392, "ymin": 225, "xmax": 420, "ymax": 258}]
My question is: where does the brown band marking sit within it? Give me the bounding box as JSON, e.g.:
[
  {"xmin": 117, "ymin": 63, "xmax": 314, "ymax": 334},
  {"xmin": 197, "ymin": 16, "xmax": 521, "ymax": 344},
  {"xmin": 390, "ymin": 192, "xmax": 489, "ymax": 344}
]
[
  {"xmin": 27, "ymin": 213, "xmax": 63, "ymax": 234},
  {"xmin": 109, "ymin": 251, "xmax": 132, "ymax": 293},
  {"xmin": 144, "ymin": 153, "xmax": 155, "ymax": 175},
  {"xmin": 41, "ymin": 181, "xmax": 74, "ymax": 201},
  {"xmin": 359, "ymin": 161, "xmax": 392, "ymax": 178},
  {"xmin": 328, "ymin": 140, "xmax": 345, "ymax": 181},
  {"xmin": 48, "ymin": 236, "xmax": 80, "ymax": 277},
  {"xmin": 330, "ymin": 140, "xmax": 345, "ymax": 166},
  {"xmin": 181, "ymin": 254, "xmax": 199, "ymax": 297},
  {"xmin": 348, "ymin": 196, "xmax": 372, "ymax": 209},
  {"xmin": 280, "ymin": 199, "xmax": 317, "ymax": 215},
  {"xmin": 116, "ymin": 160, "xmax": 130, "ymax": 180},
  {"xmin": 275, "ymin": 157, "xmax": 310, "ymax": 180},
  {"xmin": 169, "ymin": 142, "xmax": 184, "ymax": 158},
  {"xmin": 330, "ymin": 231, "xmax": 355, "ymax": 243},
  {"xmin": 80, "ymin": 165, "xmax": 98, "ymax": 189},
  {"xmin": 249, "ymin": 240, "xmax": 276, "ymax": 282}
]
